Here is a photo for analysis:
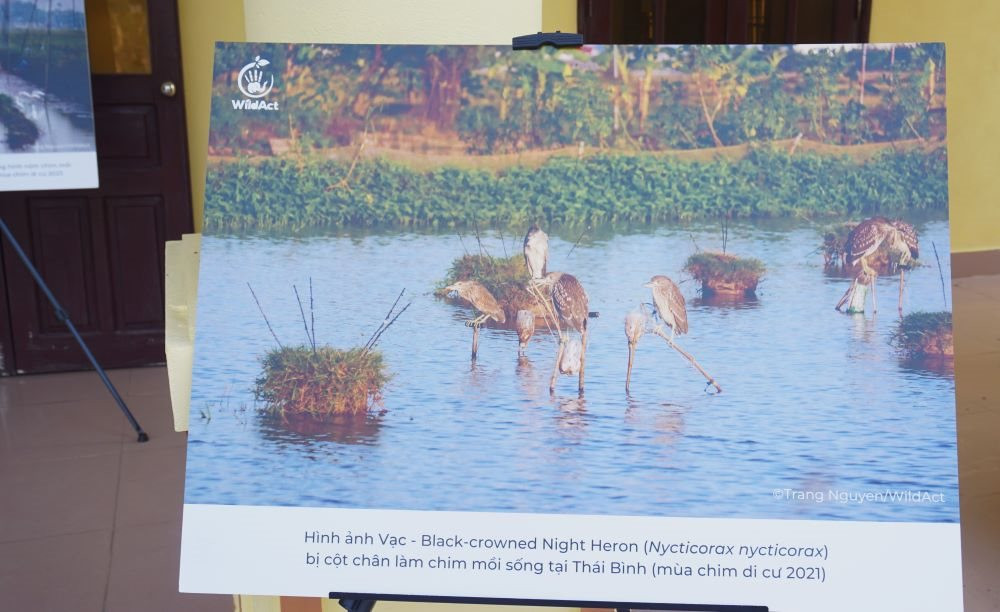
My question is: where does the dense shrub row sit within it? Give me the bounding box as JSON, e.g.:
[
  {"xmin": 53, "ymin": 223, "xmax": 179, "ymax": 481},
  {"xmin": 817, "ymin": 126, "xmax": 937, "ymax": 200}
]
[{"xmin": 204, "ymin": 147, "xmax": 947, "ymax": 232}]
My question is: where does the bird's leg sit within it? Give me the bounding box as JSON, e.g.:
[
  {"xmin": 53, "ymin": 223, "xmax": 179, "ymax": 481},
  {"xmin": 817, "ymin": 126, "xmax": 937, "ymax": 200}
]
[
  {"xmin": 578, "ymin": 328, "xmax": 588, "ymax": 397},
  {"xmin": 898, "ymin": 268, "xmax": 905, "ymax": 318},
  {"xmin": 836, "ymin": 277, "xmax": 857, "ymax": 312},
  {"xmin": 871, "ymin": 271, "xmax": 879, "ymax": 314},
  {"xmin": 550, "ymin": 335, "xmax": 566, "ymax": 393},
  {"xmin": 626, "ymin": 341, "xmax": 636, "ymax": 394}
]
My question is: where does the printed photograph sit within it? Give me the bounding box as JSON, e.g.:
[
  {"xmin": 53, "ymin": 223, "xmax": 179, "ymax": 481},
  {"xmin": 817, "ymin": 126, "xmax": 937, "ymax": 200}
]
[
  {"xmin": 0, "ymin": 0, "xmax": 95, "ymax": 154},
  {"xmin": 185, "ymin": 42, "xmax": 956, "ymax": 523}
]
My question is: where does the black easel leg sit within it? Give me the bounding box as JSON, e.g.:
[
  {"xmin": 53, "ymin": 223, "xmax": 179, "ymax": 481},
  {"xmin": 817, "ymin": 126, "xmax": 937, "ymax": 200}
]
[
  {"xmin": 338, "ymin": 599, "xmax": 376, "ymax": 612},
  {"xmin": 0, "ymin": 218, "xmax": 148, "ymax": 443}
]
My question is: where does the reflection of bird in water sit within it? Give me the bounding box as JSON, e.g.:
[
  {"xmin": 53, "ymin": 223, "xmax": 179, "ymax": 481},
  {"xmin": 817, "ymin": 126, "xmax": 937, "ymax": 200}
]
[
  {"xmin": 523, "ymin": 223, "xmax": 549, "ymax": 280},
  {"xmin": 624, "ymin": 310, "xmax": 647, "ymax": 393},
  {"xmin": 644, "ymin": 275, "xmax": 688, "ymax": 341},
  {"xmin": 835, "ymin": 217, "xmax": 919, "ymax": 316},
  {"xmin": 444, "ymin": 280, "xmax": 506, "ymax": 359},
  {"xmin": 533, "ymin": 272, "xmax": 589, "ymax": 395},
  {"xmin": 515, "ymin": 310, "xmax": 535, "ymax": 355}
]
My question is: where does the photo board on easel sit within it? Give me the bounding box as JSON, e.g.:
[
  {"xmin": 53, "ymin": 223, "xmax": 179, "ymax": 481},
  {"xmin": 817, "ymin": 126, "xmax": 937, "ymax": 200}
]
[
  {"xmin": 179, "ymin": 41, "xmax": 960, "ymax": 611},
  {"xmin": 0, "ymin": 0, "xmax": 97, "ymax": 191}
]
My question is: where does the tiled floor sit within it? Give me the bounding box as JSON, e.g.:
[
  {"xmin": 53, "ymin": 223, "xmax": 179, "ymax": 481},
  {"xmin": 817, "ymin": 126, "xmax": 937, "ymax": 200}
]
[{"xmin": 1, "ymin": 276, "xmax": 998, "ymax": 612}]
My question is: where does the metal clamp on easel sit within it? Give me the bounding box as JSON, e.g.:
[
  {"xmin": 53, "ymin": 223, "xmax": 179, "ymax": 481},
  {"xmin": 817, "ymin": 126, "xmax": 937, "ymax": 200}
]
[{"xmin": 512, "ymin": 30, "xmax": 584, "ymax": 50}]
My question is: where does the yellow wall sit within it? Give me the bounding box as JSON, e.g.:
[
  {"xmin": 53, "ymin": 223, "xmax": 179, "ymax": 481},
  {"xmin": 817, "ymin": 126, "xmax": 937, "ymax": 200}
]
[
  {"xmin": 178, "ymin": 0, "xmax": 247, "ymax": 232},
  {"xmin": 243, "ymin": 0, "xmax": 541, "ymax": 44},
  {"xmin": 542, "ymin": 0, "xmax": 577, "ymax": 33},
  {"xmin": 869, "ymin": 0, "xmax": 999, "ymax": 252}
]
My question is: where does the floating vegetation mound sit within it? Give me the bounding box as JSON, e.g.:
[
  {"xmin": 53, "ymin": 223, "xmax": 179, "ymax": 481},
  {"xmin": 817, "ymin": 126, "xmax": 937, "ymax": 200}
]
[
  {"xmin": 255, "ymin": 346, "xmax": 388, "ymax": 420},
  {"xmin": 0, "ymin": 94, "xmax": 40, "ymax": 150},
  {"xmin": 891, "ymin": 311, "xmax": 953, "ymax": 358},
  {"xmin": 436, "ymin": 254, "xmax": 541, "ymax": 322},
  {"xmin": 684, "ymin": 252, "xmax": 765, "ymax": 296}
]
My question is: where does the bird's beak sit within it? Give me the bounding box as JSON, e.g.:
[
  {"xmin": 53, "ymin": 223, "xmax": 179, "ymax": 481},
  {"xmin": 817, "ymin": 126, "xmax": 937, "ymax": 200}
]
[{"xmin": 643, "ymin": 282, "xmax": 653, "ymax": 288}]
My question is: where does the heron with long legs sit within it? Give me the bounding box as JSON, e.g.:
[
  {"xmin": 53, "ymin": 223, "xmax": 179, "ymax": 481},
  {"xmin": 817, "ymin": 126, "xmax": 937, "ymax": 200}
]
[
  {"xmin": 624, "ymin": 310, "xmax": 647, "ymax": 393},
  {"xmin": 443, "ymin": 280, "xmax": 506, "ymax": 359},
  {"xmin": 835, "ymin": 217, "xmax": 919, "ymax": 316},
  {"xmin": 523, "ymin": 223, "xmax": 549, "ymax": 280},
  {"xmin": 532, "ymin": 272, "xmax": 589, "ymax": 395}
]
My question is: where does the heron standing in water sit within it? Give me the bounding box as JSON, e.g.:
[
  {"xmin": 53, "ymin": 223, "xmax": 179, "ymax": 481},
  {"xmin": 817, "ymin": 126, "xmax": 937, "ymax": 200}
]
[
  {"xmin": 835, "ymin": 217, "xmax": 919, "ymax": 316},
  {"xmin": 523, "ymin": 223, "xmax": 549, "ymax": 280},
  {"xmin": 443, "ymin": 280, "xmax": 506, "ymax": 359},
  {"xmin": 532, "ymin": 271, "xmax": 589, "ymax": 395},
  {"xmin": 624, "ymin": 310, "xmax": 647, "ymax": 393}
]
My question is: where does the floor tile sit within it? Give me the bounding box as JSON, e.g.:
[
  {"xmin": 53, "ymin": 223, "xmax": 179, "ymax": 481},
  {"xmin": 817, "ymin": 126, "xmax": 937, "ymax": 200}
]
[
  {"xmin": 0, "ymin": 397, "xmax": 125, "ymax": 465},
  {"xmin": 105, "ymin": 521, "xmax": 232, "ymax": 612},
  {"xmin": 0, "ymin": 452, "xmax": 120, "ymax": 543},
  {"xmin": 116, "ymin": 445, "xmax": 186, "ymax": 528},
  {"xmin": 0, "ymin": 530, "xmax": 111, "ymax": 612},
  {"xmin": 120, "ymin": 392, "xmax": 186, "ymax": 451},
  {"xmin": 1, "ymin": 368, "xmax": 132, "ymax": 407}
]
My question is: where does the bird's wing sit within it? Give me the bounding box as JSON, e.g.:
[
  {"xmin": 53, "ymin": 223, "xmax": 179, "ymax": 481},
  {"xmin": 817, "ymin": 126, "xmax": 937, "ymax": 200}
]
[
  {"xmin": 553, "ymin": 276, "xmax": 588, "ymax": 331},
  {"xmin": 661, "ymin": 279, "xmax": 688, "ymax": 334},
  {"xmin": 845, "ymin": 219, "xmax": 889, "ymax": 266},
  {"xmin": 476, "ymin": 284, "xmax": 505, "ymax": 321},
  {"xmin": 892, "ymin": 220, "xmax": 919, "ymax": 258}
]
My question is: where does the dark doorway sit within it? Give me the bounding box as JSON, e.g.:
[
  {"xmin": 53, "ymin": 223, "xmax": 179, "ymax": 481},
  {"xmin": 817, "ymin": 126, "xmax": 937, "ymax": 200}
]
[
  {"xmin": 0, "ymin": 0, "xmax": 192, "ymax": 374},
  {"xmin": 578, "ymin": 0, "xmax": 872, "ymax": 44}
]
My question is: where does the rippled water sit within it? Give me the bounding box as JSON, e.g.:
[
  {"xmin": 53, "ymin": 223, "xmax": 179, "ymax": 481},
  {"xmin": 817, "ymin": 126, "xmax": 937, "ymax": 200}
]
[{"xmin": 185, "ymin": 220, "xmax": 958, "ymax": 522}]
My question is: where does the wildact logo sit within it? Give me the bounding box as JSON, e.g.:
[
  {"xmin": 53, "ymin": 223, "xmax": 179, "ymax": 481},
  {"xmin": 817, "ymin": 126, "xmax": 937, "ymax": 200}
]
[{"xmin": 233, "ymin": 56, "xmax": 278, "ymax": 111}]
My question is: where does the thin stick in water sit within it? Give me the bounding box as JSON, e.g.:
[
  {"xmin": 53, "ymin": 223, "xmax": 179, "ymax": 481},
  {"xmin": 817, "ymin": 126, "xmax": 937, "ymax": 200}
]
[
  {"xmin": 566, "ymin": 225, "xmax": 590, "ymax": 258},
  {"xmin": 364, "ymin": 288, "xmax": 405, "ymax": 350},
  {"xmin": 248, "ymin": 282, "xmax": 283, "ymax": 349},
  {"xmin": 309, "ymin": 277, "xmax": 316, "ymax": 351},
  {"xmin": 650, "ymin": 326, "xmax": 722, "ymax": 393},
  {"xmin": 932, "ymin": 241, "xmax": 948, "ymax": 309},
  {"xmin": 293, "ymin": 284, "xmax": 312, "ymax": 348}
]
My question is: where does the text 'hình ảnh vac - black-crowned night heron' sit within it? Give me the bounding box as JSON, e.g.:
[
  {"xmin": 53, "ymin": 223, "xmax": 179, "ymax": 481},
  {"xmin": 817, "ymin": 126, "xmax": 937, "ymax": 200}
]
[
  {"xmin": 443, "ymin": 280, "xmax": 506, "ymax": 360},
  {"xmin": 835, "ymin": 216, "xmax": 919, "ymax": 316}
]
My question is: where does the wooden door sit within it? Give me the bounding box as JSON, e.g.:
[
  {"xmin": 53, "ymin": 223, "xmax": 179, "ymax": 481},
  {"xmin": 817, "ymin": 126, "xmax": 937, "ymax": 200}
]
[
  {"xmin": 577, "ymin": 0, "xmax": 872, "ymax": 44},
  {"xmin": 0, "ymin": 0, "xmax": 191, "ymax": 375}
]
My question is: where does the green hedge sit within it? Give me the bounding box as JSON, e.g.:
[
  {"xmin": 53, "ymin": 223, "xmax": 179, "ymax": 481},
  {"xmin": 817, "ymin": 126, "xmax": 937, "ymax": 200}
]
[{"xmin": 204, "ymin": 147, "xmax": 948, "ymax": 232}]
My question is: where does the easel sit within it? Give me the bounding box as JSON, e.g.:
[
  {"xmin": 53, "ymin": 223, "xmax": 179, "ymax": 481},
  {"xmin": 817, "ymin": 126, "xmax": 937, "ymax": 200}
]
[
  {"xmin": 0, "ymin": 216, "xmax": 148, "ymax": 443},
  {"xmin": 326, "ymin": 33, "xmax": 767, "ymax": 612}
]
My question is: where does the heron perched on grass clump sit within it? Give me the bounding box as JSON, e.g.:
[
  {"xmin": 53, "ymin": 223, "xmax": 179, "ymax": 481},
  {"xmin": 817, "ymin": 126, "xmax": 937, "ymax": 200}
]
[
  {"xmin": 835, "ymin": 217, "xmax": 919, "ymax": 316},
  {"xmin": 523, "ymin": 223, "xmax": 549, "ymax": 280},
  {"xmin": 444, "ymin": 280, "xmax": 506, "ymax": 359}
]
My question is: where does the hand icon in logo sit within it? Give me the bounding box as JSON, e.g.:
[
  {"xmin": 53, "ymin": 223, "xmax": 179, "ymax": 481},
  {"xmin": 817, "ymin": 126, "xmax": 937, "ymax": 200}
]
[
  {"xmin": 244, "ymin": 69, "xmax": 267, "ymax": 95},
  {"xmin": 237, "ymin": 56, "xmax": 274, "ymax": 99}
]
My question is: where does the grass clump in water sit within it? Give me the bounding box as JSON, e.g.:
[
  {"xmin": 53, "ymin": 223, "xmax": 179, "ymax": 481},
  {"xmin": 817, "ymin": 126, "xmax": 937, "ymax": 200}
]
[
  {"xmin": 0, "ymin": 94, "xmax": 40, "ymax": 150},
  {"xmin": 684, "ymin": 252, "xmax": 766, "ymax": 296},
  {"xmin": 891, "ymin": 311, "xmax": 953, "ymax": 357},
  {"xmin": 254, "ymin": 346, "xmax": 388, "ymax": 420},
  {"xmin": 436, "ymin": 253, "xmax": 537, "ymax": 319}
]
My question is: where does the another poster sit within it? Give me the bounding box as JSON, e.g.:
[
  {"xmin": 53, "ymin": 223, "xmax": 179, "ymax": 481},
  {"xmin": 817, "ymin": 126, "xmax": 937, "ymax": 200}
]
[
  {"xmin": 181, "ymin": 43, "xmax": 960, "ymax": 610},
  {"xmin": 0, "ymin": 0, "xmax": 97, "ymax": 190}
]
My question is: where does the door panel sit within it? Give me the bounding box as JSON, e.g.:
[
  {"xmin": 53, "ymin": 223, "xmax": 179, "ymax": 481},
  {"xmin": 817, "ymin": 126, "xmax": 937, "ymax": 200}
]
[
  {"xmin": 578, "ymin": 0, "xmax": 872, "ymax": 44},
  {"xmin": 0, "ymin": 0, "xmax": 190, "ymax": 375}
]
